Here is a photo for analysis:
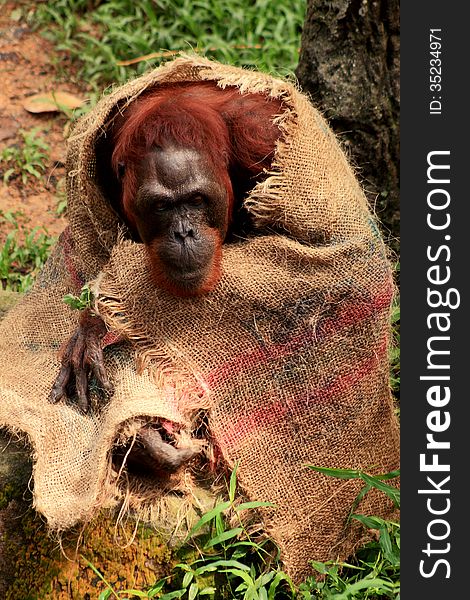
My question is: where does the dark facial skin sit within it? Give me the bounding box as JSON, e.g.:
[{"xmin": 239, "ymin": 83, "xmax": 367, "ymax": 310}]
[
  {"xmin": 48, "ymin": 82, "xmax": 282, "ymax": 480},
  {"xmin": 130, "ymin": 145, "xmax": 230, "ymax": 295},
  {"xmin": 49, "ymin": 145, "xmax": 230, "ymax": 413}
]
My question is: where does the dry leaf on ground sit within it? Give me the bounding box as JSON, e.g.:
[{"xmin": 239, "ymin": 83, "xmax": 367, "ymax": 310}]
[{"xmin": 23, "ymin": 91, "xmax": 84, "ymax": 114}]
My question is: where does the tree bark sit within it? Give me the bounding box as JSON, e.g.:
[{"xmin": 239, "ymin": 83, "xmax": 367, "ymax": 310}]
[{"xmin": 295, "ymin": 0, "xmax": 400, "ymax": 252}]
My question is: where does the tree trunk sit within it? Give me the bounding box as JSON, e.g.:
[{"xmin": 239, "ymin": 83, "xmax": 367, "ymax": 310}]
[{"xmin": 295, "ymin": 0, "xmax": 400, "ymax": 252}]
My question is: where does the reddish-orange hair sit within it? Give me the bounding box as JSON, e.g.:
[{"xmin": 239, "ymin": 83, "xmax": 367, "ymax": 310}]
[{"xmin": 111, "ymin": 81, "xmax": 283, "ymax": 229}]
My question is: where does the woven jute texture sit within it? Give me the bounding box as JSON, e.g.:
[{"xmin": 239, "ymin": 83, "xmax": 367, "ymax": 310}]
[{"xmin": 0, "ymin": 56, "xmax": 399, "ymax": 582}]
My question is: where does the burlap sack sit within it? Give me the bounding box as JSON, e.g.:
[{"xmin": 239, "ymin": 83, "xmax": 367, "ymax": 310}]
[{"xmin": 0, "ymin": 56, "xmax": 399, "ymax": 582}]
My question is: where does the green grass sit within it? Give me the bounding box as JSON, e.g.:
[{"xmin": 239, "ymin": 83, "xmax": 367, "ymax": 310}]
[
  {"xmin": 1, "ymin": 0, "xmax": 306, "ymax": 292},
  {"xmin": 0, "ymin": 211, "xmax": 56, "ymax": 292},
  {"xmin": 31, "ymin": 0, "xmax": 305, "ymax": 90},
  {"xmin": 0, "ymin": 125, "xmax": 57, "ymax": 294},
  {"xmin": 81, "ymin": 466, "xmax": 400, "ymax": 599},
  {"xmin": 0, "ymin": 127, "xmax": 49, "ymax": 185}
]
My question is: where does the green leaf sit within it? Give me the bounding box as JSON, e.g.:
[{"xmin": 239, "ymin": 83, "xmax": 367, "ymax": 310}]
[
  {"xmin": 235, "ymin": 501, "xmax": 275, "ymax": 512},
  {"xmin": 359, "ymin": 473, "xmax": 400, "ymax": 507},
  {"xmin": 147, "ymin": 578, "xmax": 168, "ymax": 597},
  {"xmin": 222, "ymin": 567, "xmax": 254, "ymax": 586},
  {"xmin": 378, "ymin": 526, "xmax": 395, "ymax": 562},
  {"xmin": 188, "ymin": 583, "xmax": 199, "ymax": 600},
  {"xmin": 24, "ymin": 164, "xmax": 42, "ymax": 178},
  {"xmin": 308, "ymin": 466, "xmax": 400, "ymax": 511},
  {"xmin": 63, "ymin": 293, "xmax": 87, "ymax": 310},
  {"xmin": 229, "ymin": 541, "xmax": 264, "ymax": 551},
  {"xmin": 259, "ymin": 588, "xmax": 268, "ymax": 600},
  {"xmin": 307, "ymin": 466, "xmax": 364, "ymax": 479},
  {"xmin": 204, "ymin": 527, "xmax": 243, "ymax": 548},
  {"xmin": 185, "ymin": 500, "xmax": 231, "ymax": 540},
  {"xmin": 308, "ymin": 465, "xmax": 400, "ymax": 482},
  {"xmin": 182, "ymin": 571, "xmax": 194, "ymax": 588},
  {"xmin": 174, "ymin": 563, "xmax": 191, "ymax": 572},
  {"xmin": 268, "ymin": 572, "xmax": 295, "ymax": 599},
  {"xmin": 229, "ymin": 462, "xmax": 239, "ymax": 502},
  {"xmin": 257, "ymin": 572, "xmax": 275, "ymax": 588},
  {"xmin": 63, "ymin": 284, "xmax": 94, "ymax": 311},
  {"xmin": 215, "ymin": 511, "xmax": 225, "ymax": 536},
  {"xmin": 351, "ymin": 514, "xmax": 387, "ymax": 530},
  {"xmin": 348, "ymin": 483, "xmax": 372, "ymax": 518},
  {"xmin": 334, "ymin": 577, "xmax": 397, "ymax": 599},
  {"xmin": 310, "ymin": 560, "xmax": 329, "ymax": 575},
  {"xmin": 158, "ymin": 591, "xmax": 186, "ymax": 600},
  {"xmin": 81, "ymin": 557, "xmax": 118, "ymax": 599},
  {"xmin": 374, "ymin": 469, "xmax": 401, "ymax": 481},
  {"xmin": 194, "ymin": 559, "xmax": 251, "ymax": 575},
  {"xmin": 3, "ymin": 168, "xmax": 15, "ymax": 184}
]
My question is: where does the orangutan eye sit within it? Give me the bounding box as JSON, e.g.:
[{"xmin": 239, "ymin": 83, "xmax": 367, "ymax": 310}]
[
  {"xmin": 191, "ymin": 195, "xmax": 205, "ymax": 207},
  {"xmin": 153, "ymin": 199, "xmax": 170, "ymax": 212}
]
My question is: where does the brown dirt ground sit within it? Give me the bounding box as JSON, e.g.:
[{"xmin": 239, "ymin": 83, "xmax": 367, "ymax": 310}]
[{"xmin": 0, "ymin": 2, "xmax": 88, "ymax": 244}]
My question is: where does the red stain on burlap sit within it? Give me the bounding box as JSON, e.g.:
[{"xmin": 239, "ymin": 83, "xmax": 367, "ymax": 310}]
[
  {"xmin": 206, "ymin": 283, "xmax": 393, "ymax": 452},
  {"xmin": 205, "ymin": 282, "xmax": 393, "ymax": 390}
]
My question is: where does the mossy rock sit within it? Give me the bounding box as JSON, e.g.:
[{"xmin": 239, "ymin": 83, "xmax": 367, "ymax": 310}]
[
  {"xmin": 0, "ymin": 292, "xmax": 178, "ymax": 598},
  {"xmin": 0, "ymin": 432, "xmax": 178, "ymax": 598}
]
